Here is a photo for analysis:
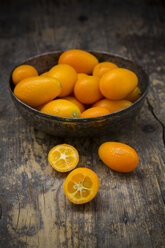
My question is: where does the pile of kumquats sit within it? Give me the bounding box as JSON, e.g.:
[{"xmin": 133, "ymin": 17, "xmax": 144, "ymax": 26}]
[
  {"xmin": 13, "ymin": 49, "xmax": 141, "ymax": 118},
  {"xmin": 12, "ymin": 49, "xmax": 140, "ymax": 204}
]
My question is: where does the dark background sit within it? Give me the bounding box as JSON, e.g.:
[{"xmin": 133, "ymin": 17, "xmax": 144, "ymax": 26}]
[{"xmin": 0, "ymin": 0, "xmax": 165, "ymax": 247}]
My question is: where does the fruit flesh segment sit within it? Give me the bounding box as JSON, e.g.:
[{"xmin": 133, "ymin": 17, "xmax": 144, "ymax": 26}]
[
  {"xmin": 67, "ymin": 174, "xmax": 93, "ymax": 199},
  {"xmin": 51, "ymin": 147, "xmax": 77, "ymax": 169}
]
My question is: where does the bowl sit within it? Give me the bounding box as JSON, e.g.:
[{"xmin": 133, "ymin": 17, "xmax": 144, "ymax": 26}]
[{"xmin": 9, "ymin": 51, "xmax": 149, "ymax": 137}]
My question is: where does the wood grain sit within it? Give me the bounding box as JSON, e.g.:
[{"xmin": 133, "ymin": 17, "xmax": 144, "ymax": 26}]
[{"xmin": 0, "ymin": 0, "xmax": 165, "ymax": 247}]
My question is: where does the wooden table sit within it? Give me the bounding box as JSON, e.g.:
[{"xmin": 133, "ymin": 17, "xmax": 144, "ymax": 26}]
[{"xmin": 0, "ymin": 0, "xmax": 165, "ymax": 247}]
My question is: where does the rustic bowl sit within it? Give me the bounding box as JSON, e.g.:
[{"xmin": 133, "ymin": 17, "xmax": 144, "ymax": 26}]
[{"xmin": 9, "ymin": 51, "xmax": 149, "ymax": 137}]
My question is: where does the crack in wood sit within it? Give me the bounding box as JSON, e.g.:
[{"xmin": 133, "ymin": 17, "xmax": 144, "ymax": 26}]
[
  {"xmin": 147, "ymin": 98, "xmax": 165, "ymax": 206},
  {"xmin": 15, "ymin": 194, "xmax": 21, "ymax": 231},
  {"xmin": 147, "ymin": 98, "xmax": 165, "ymax": 147},
  {"xmin": 0, "ymin": 204, "xmax": 2, "ymax": 219}
]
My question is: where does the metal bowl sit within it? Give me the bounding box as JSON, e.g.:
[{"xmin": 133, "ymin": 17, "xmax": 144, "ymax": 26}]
[{"xmin": 9, "ymin": 51, "xmax": 149, "ymax": 137}]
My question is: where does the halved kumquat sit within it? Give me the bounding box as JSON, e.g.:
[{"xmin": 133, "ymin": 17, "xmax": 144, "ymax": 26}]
[
  {"xmin": 64, "ymin": 167, "xmax": 99, "ymax": 204},
  {"xmin": 48, "ymin": 144, "xmax": 79, "ymax": 172}
]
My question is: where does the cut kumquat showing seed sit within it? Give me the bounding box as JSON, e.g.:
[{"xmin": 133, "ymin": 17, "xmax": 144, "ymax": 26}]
[
  {"xmin": 48, "ymin": 144, "xmax": 79, "ymax": 172},
  {"xmin": 64, "ymin": 168, "xmax": 99, "ymax": 204}
]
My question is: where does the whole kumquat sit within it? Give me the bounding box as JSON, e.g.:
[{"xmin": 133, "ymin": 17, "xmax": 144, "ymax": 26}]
[
  {"xmin": 125, "ymin": 87, "xmax": 141, "ymax": 102},
  {"xmin": 35, "ymin": 101, "xmax": 52, "ymax": 111},
  {"xmin": 48, "ymin": 64, "xmax": 77, "ymax": 97},
  {"xmin": 41, "ymin": 99, "xmax": 81, "ymax": 118},
  {"xmin": 93, "ymin": 99, "xmax": 132, "ymax": 113},
  {"xmin": 62, "ymin": 96, "xmax": 85, "ymax": 113},
  {"xmin": 40, "ymin": 71, "xmax": 49, "ymax": 77},
  {"xmin": 77, "ymin": 73, "xmax": 88, "ymax": 80},
  {"xmin": 99, "ymin": 68, "xmax": 138, "ymax": 100},
  {"xmin": 80, "ymin": 107, "xmax": 110, "ymax": 118},
  {"xmin": 98, "ymin": 142, "xmax": 139, "ymax": 173},
  {"xmin": 58, "ymin": 49, "xmax": 99, "ymax": 74},
  {"xmin": 14, "ymin": 76, "xmax": 61, "ymax": 107},
  {"xmin": 74, "ymin": 75, "xmax": 103, "ymax": 104},
  {"xmin": 12, "ymin": 65, "xmax": 38, "ymax": 85},
  {"xmin": 93, "ymin": 61, "xmax": 118, "ymax": 78}
]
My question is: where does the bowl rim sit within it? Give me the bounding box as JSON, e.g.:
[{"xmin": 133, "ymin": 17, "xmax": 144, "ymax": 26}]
[{"xmin": 9, "ymin": 50, "xmax": 150, "ymax": 123}]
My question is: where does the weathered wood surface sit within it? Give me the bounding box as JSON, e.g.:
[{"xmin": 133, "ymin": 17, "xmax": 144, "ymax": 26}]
[{"xmin": 0, "ymin": 0, "xmax": 165, "ymax": 247}]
